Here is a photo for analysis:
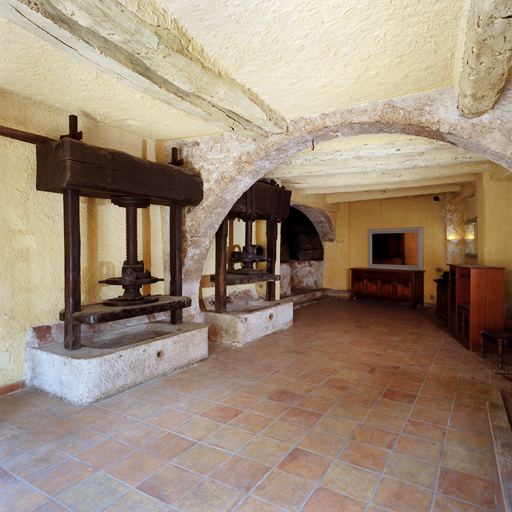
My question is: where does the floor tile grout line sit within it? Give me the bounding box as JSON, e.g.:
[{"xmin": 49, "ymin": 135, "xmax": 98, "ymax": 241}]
[
  {"xmin": 430, "ymin": 336, "xmax": 497, "ymax": 512},
  {"xmin": 428, "ymin": 331, "xmax": 459, "ymax": 512},
  {"xmin": 361, "ymin": 328, "xmax": 451, "ymax": 512},
  {"xmin": 0, "ymin": 310, "xmax": 427, "ymax": 510},
  {"xmin": 0, "ymin": 301, "xmax": 502, "ymax": 512},
  {"xmin": 235, "ymin": 309, "xmax": 409, "ymax": 510},
  {"xmin": 278, "ymin": 314, "xmax": 436, "ymax": 510}
]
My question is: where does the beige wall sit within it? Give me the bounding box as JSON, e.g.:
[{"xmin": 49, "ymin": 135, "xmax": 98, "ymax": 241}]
[
  {"xmin": 477, "ymin": 171, "xmax": 512, "ymax": 325},
  {"xmin": 289, "ymin": 195, "xmax": 443, "ymax": 302},
  {"xmin": 0, "ymin": 93, "xmax": 164, "ymax": 387},
  {"xmin": 323, "ymin": 204, "xmax": 351, "ymax": 291},
  {"xmin": 287, "ymin": 192, "xmax": 447, "ymax": 301},
  {"xmin": 346, "ymin": 196, "xmax": 447, "ymax": 303}
]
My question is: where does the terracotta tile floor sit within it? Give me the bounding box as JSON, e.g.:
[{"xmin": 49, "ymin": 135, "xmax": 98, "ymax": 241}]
[{"xmin": 0, "ymin": 299, "xmax": 508, "ymax": 512}]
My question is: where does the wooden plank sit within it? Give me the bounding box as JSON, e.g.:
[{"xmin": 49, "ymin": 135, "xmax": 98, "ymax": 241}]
[
  {"xmin": 36, "ymin": 138, "xmax": 203, "ymax": 206},
  {"xmin": 170, "ymin": 204, "xmax": 183, "ymax": 325},
  {"xmin": 63, "ymin": 296, "xmax": 191, "ymax": 324},
  {"xmin": 63, "ymin": 189, "xmax": 81, "ymax": 350},
  {"xmin": 488, "ymin": 389, "xmax": 512, "ymax": 512},
  {"xmin": 303, "ymin": 174, "xmax": 476, "ymax": 195},
  {"xmin": 229, "ymin": 181, "xmax": 291, "ymax": 221},
  {"xmin": 326, "ymin": 184, "xmax": 461, "ymax": 204},
  {"xmin": 283, "ymin": 162, "xmax": 494, "ymax": 189},
  {"xmin": 267, "ymin": 147, "xmax": 489, "ymax": 179},
  {"xmin": 215, "ymin": 219, "xmax": 228, "ymax": 313},
  {"xmin": 266, "ymin": 219, "xmax": 277, "ymax": 301},
  {"xmin": 0, "ymin": 0, "xmax": 287, "ymax": 137},
  {"xmin": 210, "ymin": 271, "xmax": 281, "ymax": 286},
  {"xmin": 0, "ymin": 124, "xmax": 56, "ymax": 146}
]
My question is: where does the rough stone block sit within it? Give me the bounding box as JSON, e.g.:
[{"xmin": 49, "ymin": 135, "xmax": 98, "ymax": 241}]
[
  {"xmin": 204, "ymin": 301, "xmax": 293, "ymax": 346},
  {"xmin": 290, "ymin": 260, "xmax": 325, "ymax": 288},
  {"xmin": 280, "ymin": 263, "xmax": 291, "ymax": 296},
  {"xmin": 26, "ymin": 321, "xmax": 208, "ymax": 405}
]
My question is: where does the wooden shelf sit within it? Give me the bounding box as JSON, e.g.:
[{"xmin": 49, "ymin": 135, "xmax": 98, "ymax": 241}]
[
  {"xmin": 59, "ymin": 296, "xmax": 191, "ymax": 324},
  {"xmin": 449, "ymin": 265, "xmax": 505, "ymax": 351}
]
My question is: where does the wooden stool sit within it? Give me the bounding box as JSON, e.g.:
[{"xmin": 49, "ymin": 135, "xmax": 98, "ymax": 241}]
[{"xmin": 481, "ymin": 331, "xmax": 512, "ymax": 371}]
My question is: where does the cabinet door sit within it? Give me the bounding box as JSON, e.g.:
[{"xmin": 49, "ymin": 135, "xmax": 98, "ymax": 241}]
[
  {"xmin": 365, "ymin": 278, "xmax": 379, "ymax": 296},
  {"xmin": 396, "ymin": 279, "xmax": 412, "ymax": 300},
  {"xmin": 456, "ymin": 308, "xmax": 470, "ymax": 347},
  {"xmin": 380, "ymin": 279, "xmax": 395, "ymax": 298},
  {"xmin": 352, "ymin": 274, "xmax": 365, "ymax": 294}
]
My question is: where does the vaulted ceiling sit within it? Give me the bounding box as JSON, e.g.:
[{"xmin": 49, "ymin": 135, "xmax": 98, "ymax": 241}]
[{"xmin": 1, "ymin": 0, "xmax": 511, "ymax": 203}]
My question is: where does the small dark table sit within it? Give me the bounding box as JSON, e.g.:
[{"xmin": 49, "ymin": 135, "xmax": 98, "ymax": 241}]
[{"xmin": 481, "ymin": 330, "xmax": 512, "ymax": 372}]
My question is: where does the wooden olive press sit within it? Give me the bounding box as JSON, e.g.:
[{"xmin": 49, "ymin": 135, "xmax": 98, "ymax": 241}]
[
  {"xmin": 36, "ymin": 116, "xmax": 203, "ymax": 350},
  {"xmin": 212, "ymin": 179, "xmax": 291, "ymax": 313}
]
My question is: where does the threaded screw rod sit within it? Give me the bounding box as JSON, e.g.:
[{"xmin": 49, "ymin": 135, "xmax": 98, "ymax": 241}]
[{"xmin": 126, "ymin": 206, "xmax": 138, "ymax": 265}]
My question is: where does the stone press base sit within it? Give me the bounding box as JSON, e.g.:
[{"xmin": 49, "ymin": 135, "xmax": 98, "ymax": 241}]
[
  {"xmin": 204, "ymin": 300, "xmax": 293, "ymax": 346},
  {"xmin": 26, "ymin": 321, "xmax": 208, "ymax": 405}
]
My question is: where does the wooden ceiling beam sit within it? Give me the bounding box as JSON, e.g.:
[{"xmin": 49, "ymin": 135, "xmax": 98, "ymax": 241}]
[
  {"xmin": 326, "ymin": 184, "xmax": 462, "ymax": 204},
  {"xmin": 266, "ymin": 147, "xmax": 488, "ymax": 179},
  {"xmin": 300, "ymin": 174, "xmax": 475, "ymax": 195},
  {"xmin": 0, "ymin": 0, "xmax": 287, "ymax": 137},
  {"xmin": 282, "ymin": 162, "xmax": 493, "ymax": 189},
  {"xmin": 458, "ymin": 0, "xmax": 512, "ymax": 117},
  {"xmin": 286, "ymin": 139, "xmax": 455, "ymax": 165}
]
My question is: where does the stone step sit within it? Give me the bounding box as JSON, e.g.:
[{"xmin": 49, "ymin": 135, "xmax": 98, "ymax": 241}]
[{"xmin": 281, "ymin": 288, "xmax": 349, "ymax": 308}]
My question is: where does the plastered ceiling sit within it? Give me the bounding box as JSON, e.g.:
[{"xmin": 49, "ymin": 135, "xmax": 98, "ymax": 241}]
[
  {"xmin": 0, "ymin": 0, "xmax": 500, "ymax": 200},
  {"xmin": 151, "ymin": 0, "xmax": 466, "ymax": 119},
  {"xmin": 0, "ymin": 0, "xmax": 469, "ymax": 138}
]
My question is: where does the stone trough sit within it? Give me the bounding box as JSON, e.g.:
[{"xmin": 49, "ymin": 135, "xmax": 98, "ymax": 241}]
[
  {"xmin": 203, "ymin": 299, "xmax": 293, "ymax": 347},
  {"xmin": 25, "ymin": 314, "xmax": 208, "ymax": 405}
]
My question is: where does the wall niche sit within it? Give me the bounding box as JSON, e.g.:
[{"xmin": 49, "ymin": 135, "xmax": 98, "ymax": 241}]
[{"xmin": 281, "ymin": 207, "xmax": 325, "ymax": 292}]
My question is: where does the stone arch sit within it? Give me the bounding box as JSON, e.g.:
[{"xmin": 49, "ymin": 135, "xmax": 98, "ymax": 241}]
[
  {"xmin": 290, "ymin": 204, "xmax": 335, "ymax": 244},
  {"xmin": 177, "ymin": 85, "xmax": 512, "ymax": 320}
]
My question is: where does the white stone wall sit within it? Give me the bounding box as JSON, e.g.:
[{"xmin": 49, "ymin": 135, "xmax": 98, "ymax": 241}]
[{"xmin": 289, "ymin": 261, "xmax": 325, "ymax": 289}]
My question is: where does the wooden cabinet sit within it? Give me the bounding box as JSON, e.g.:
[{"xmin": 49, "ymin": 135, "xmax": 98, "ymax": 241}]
[
  {"xmin": 350, "ymin": 268, "xmax": 424, "ymax": 307},
  {"xmin": 434, "ymin": 277, "xmax": 449, "ymax": 321},
  {"xmin": 448, "ymin": 264, "xmax": 505, "ymax": 351}
]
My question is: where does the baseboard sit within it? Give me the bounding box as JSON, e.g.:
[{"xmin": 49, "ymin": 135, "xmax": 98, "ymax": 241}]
[{"xmin": 0, "ymin": 380, "xmax": 25, "ymax": 397}]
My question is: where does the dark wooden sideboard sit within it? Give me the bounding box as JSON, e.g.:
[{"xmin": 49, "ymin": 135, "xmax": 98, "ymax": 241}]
[{"xmin": 350, "ymin": 268, "xmax": 424, "ymax": 307}]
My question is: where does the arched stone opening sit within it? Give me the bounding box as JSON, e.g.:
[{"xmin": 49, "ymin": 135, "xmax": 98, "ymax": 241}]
[
  {"xmin": 176, "ymin": 86, "xmax": 512, "ymax": 321},
  {"xmin": 282, "ymin": 207, "xmax": 325, "ymax": 262},
  {"xmin": 290, "ymin": 204, "xmax": 335, "ymax": 244},
  {"xmin": 280, "ymin": 206, "xmax": 331, "ymax": 296}
]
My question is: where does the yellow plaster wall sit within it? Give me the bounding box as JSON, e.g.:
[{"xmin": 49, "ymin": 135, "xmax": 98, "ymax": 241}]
[
  {"xmin": 290, "ymin": 189, "xmax": 339, "ymax": 214},
  {"xmin": 323, "ymin": 204, "xmax": 351, "ymax": 290},
  {"xmin": 476, "ymin": 171, "xmax": 512, "ymax": 325},
  {"xmin": 287, "ymin": 191, "xmax": 447, "ymax": 301},
  {"xmin": 320, "ymin": 196, "xmax": 446, "ymax": 302},
  {"xmin": 0, "ymin": 92, "xmax": 164, "ymax": 387}
]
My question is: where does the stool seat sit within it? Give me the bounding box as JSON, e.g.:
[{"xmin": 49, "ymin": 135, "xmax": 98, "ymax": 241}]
[
  {"xmin": 481, "ymin": 330, "xmax": 512, "ymax": 371},
  {"xmin": 481, "ymin": 331, "xmax": 512, "ymax": 346}
]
